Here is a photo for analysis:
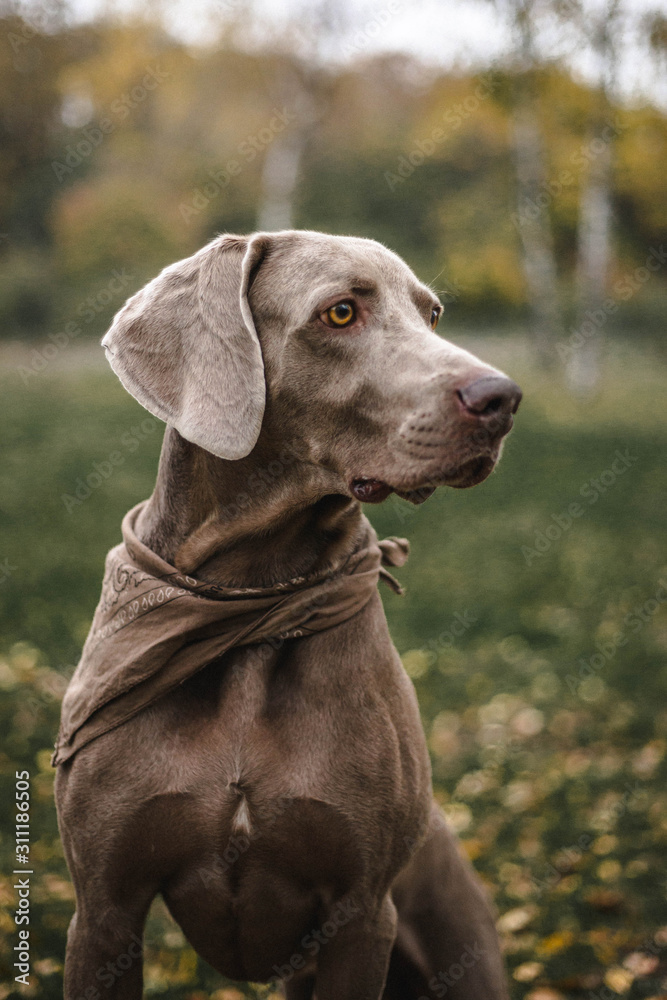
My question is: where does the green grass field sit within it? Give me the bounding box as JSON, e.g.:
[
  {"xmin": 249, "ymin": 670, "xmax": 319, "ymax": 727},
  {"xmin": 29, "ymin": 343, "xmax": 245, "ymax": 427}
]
[{"xmin": 0, "ymin": 337, "xmax": 665, "ymax": 999}]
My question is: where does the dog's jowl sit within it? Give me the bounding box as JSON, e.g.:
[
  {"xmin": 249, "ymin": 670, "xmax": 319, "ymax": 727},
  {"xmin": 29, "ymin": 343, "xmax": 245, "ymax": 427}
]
[{"xmin": 55, "ymin": 231, "xmax": 520, "ymax": 1000}]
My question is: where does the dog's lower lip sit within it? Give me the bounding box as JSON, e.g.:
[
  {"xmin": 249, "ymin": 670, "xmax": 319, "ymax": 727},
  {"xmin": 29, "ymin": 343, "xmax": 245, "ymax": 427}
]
[
  {"xmin": 351, "ymin": 457, "xmax": 493, "ymax": 503},
  {"xmin": 394, "ymin": 456, "xmax": 494, "ymax": 494},
  {"xmin": 444, "ymin": 455, "xmax": 494, "ymax": 488},
  {"xmin": 351, "ymin": 477, "xmax": 437, "ymax": 505},
  {"xmin": 351, "ymin": 478, "xmax": 393, "ymax": 503}
]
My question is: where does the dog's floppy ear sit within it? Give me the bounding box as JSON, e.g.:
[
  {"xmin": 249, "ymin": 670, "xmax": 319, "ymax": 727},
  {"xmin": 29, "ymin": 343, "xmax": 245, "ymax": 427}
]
[{"xmin": 101, "ymin": 234, "xmax": 271, "ymax": 460}]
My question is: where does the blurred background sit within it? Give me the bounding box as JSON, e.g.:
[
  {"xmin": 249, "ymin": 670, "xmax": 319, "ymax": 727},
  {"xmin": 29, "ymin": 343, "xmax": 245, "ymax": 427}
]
[{"xmin": 0, "ymin": 0, "xmax": 666, "ymax": 997}]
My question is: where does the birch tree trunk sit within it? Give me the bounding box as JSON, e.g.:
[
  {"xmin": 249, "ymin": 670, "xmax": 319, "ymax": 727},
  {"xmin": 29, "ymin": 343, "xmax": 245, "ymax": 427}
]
[
  {"xmin": 503, "ymin": 0, "xmax": 563, "ymax": 368},
  {"xmin": 566, "ymin": 124, "xmax": 613, "ymax": 394},
  {"xmin": 256, "ymin": 82, "xmax": 317, "ymax": 232},
  {"xmin": 257, "ymin": 131, "xmax": 306, "ymax": 232},
  {"xmin": 255, "ymin": 0, "xmax": 347, "ymax": 232},
  {"xmin": 566, "ymin": 0, "xmax": 620, "ymax": 396},
  {"xmin": 512, "ymin": 83, "xmax": 563, "ymax": 368}
]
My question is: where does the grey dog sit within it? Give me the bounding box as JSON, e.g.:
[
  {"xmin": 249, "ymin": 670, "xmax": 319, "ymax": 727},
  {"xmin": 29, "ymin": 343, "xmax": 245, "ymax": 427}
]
[{"xmin": 55, "ymin": 231, "xmax": 521, "ymax": 999}]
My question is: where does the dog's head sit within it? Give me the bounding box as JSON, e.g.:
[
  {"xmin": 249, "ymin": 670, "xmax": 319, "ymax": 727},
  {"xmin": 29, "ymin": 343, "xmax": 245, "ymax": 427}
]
[{"xmin": 102, "ymin": 231, "xmax": 521, "ymax": 505}]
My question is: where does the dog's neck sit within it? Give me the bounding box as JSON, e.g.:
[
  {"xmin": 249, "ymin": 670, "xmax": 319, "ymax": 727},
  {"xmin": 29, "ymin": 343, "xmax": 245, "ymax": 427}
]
[{"xmin": 134, "ymin": 428, "xmax": 365, "ymax": 588}]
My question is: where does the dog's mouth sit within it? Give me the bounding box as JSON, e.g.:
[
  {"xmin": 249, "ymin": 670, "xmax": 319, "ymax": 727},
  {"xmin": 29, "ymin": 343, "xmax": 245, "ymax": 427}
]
[
  {"xmin": 350, "ymin": 455, "xmax": 496, "ymax": 505},
  {"xmin": 439, "ymin": 454, "xmax": 496, "ymax": 489}
]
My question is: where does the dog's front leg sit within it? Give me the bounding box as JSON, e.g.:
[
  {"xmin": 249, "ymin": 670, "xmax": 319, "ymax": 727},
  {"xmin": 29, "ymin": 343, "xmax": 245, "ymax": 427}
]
[
  {"xmin": 284, "ymin": 974, "xmax": 316, "ymax": 1000},
  {"xmin": 63, "ymin": 894, "xmax": 153, "ymax": 1000},
  {"xmin": 309, "ymin": 894, "xmax": 397, "ymax": 1000}
]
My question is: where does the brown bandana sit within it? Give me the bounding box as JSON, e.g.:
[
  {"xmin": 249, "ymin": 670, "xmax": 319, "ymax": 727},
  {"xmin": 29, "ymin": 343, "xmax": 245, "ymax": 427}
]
[{"xmin": 53, "ymin": 501, "xmax": 409, "ymax": 765}]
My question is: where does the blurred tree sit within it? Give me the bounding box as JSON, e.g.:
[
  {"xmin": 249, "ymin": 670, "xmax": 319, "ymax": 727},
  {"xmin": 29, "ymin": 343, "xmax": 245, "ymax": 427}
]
[
  {"xmin": 0, "ymin": 4, "xmax": 665, "ymax": 340},
  {"xmin": 243, "ymin": 0, "xmax": 353, "ymax": 232},
  {"xmin": 0, "ymin": 2, "xmax": 93, "ymax": 335},
  {"xmin": 566, "ymin": 0, "xmax": 621, "ymax": 396},
  {"xmin": 644, "ymin": 7, "xmax": 667, "ymax": 70},
  {"xmin": 255, "ymin": 60, "xmax": 321, "ymax": 232},
  {"xmin": 495, "ymin": 0, "xmax": 564, "ymax": 367}
]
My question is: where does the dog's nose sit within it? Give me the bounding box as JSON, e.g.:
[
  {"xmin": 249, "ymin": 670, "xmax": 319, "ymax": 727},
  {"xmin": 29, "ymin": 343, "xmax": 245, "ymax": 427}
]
[{"xmin": 457, "ymin": 374, "xmax": 522, "ymax": 420}]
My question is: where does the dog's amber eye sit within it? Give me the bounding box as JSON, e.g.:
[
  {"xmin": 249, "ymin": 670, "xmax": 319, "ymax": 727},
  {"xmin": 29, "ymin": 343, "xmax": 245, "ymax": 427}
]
[
  {"xmin": 430, "ymin": 308, "xmax": 440, "ymax": 330},
  {"xmin": 324, "ymin": 302, "xmax": 355, "ymax": 327}
]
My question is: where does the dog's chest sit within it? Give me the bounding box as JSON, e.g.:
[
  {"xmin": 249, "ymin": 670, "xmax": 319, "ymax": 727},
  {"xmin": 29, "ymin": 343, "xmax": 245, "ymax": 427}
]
[{"xmin": 152, "ymin": 607, "xmax": 431, "ymax": 857}]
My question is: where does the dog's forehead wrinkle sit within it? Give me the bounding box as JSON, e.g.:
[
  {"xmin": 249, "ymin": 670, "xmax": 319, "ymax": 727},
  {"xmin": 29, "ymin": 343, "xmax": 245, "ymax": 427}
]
[{"xmin": 254, "ymin": 233, "xmax": 422, "ymax": 313}]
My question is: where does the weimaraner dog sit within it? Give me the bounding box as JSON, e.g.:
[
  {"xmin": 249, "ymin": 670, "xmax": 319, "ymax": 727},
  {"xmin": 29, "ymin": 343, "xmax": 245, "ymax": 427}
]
[{"xmin": 55, "ymin": 231, "xmax": 521, "ymax": 1000}]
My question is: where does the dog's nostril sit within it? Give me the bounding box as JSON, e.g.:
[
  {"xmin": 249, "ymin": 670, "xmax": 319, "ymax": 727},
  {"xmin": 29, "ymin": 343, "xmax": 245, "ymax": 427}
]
[{"xmin": 457, "ymin": 375, "xmax": 522, "ymax": 418}]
